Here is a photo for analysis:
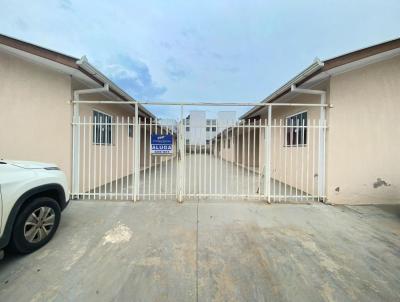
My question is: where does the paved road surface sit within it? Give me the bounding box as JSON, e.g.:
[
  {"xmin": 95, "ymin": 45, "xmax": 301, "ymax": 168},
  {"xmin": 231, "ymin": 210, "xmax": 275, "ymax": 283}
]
[{"xmin": 0, "ymin": 201, "xmax": 399, "ymax": 301}]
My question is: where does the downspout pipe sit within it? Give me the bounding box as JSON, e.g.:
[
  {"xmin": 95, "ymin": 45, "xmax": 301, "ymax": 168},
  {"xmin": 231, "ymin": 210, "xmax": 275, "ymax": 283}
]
[
  {"xmin": 73, "ymin": 83, "xmax": 110, "ymax": 124},
  {"xmin": 290, "ymin": 84, "xmax": 326, "ymax": 97},
  {"xmin": 71, "ymin": 83, "xmax": 110, "ymax": 198},
  {"xmin": 73, "ymin": 83, "xmax": 110, "ymax": 103},
  {"xmin": 290, "ymin": 84, "xmax": 327, "ymax": 202},
  {"xmin": 290, "ymin": 83, "xmax": 326, "ymax": 124}
]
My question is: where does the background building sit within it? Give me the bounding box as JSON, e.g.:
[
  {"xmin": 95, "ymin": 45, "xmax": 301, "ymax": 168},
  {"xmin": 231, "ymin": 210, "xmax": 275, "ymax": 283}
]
[{"xmin": 185, "ymin": 110, "xmax": 236, "ymax": 146}]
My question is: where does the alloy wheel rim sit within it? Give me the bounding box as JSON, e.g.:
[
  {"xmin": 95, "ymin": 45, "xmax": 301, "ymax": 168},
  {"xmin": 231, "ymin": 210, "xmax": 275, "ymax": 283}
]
[{"xmin": 24, "ymin": 207, "xmax": 55, "ymax": 243}]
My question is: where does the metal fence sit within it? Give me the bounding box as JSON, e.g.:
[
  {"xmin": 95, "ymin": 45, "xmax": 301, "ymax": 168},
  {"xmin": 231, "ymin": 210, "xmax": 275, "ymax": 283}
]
[{"xmin": 71, "ymin": 113, "xmax": 327, "ymax": 203}]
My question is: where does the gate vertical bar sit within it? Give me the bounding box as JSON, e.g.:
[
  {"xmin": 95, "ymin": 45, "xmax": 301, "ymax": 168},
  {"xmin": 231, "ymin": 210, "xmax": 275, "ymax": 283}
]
[
  {"xmin": 318, "ymin": 94, "xmax": 326, "ymax": 201},
  {"xmin": 133, "ymin": 103, "xmax": 139, "ymax": 202},
  {"xmin": 143, "ymin": 118, "xmax": 147, "ymax": 199},
  {"xmin": 88, "ymin": 116, "xmax": 92, "ymax": 200},
  {"xmin": 177, "ymin": 106, "xmax": 184, "ymax": 202},
  {"xmin": 94, "ymin": 116, "xmax": 98, "ymax": 198},
  {"xmin": 120, "ymin": 117, "xmax": 124, "ymax": 199},
  {"xmin": 264, "ymin": 106, "xmax": 272, "ymax": 202},
  {"xmin": 99, "ymin": 117, "xmax": 102, "ymax": 199},
  {"xmin": 82, "ymin": 116, "xmax": 86, "ymax": 198},
  {"xmin": 177, "ymin": 119, "xmax": 181, "ymax": 196},
  {"xmin": 149, "ymin": 119, "xmax": 153, "ymax": 199},
  {"xmin": 126, "ymin": 117, "xmax": 130, "ymax": 200},
  {"xmin": 72, "ymin": 102, "xmax": 80, "ymax": 198}
]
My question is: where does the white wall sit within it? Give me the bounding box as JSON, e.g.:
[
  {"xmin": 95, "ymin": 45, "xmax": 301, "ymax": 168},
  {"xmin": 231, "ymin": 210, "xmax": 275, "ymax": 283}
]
[
  {"xmin": 186, "ymin": 111, "xmax": 237, "ymax": 146},
  {"xmin": 186, "ymin": 111, "xmax": 206, "ymax": 145},
  {"xmin": 217, "ymin": 111, "xmax": 236, "ymax": 127}
]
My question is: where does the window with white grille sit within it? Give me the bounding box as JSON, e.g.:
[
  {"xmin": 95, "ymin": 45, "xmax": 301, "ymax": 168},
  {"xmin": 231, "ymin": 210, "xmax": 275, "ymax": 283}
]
[
  {"xmin": 93, "ymin": 110, "xmax": 112, "ymax": 145},
  {"xmin": 286, "ymin": 111, "xmax": 307, "ymax": 146}
]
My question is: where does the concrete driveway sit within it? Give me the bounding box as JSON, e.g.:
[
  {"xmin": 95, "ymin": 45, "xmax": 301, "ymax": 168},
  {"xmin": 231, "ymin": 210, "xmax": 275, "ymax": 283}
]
[
  {"xmin": 0, "ymin": 200, "xmax": 399, "ymax": 302},
  {"xmin": 114, "ymin": 154, "xmax": 305, "ymax": 201}
]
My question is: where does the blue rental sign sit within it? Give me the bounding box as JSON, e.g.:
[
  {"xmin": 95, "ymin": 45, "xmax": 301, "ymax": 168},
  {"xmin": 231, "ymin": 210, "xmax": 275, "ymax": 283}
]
[{"xmin": 151, "ymin": 134, "xmax": 173, "ymax": 155}]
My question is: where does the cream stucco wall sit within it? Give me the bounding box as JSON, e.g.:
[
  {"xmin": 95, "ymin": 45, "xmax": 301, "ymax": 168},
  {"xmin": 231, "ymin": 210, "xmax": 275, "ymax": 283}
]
[
  {"xmin": 257, "ymin": 94, "xmax": 324, "ymax": 196},
  {"xmin": 0, "ymin": 50, "xmax": 73, "ymax": 185},
  {"xmin": 78, "ymin": 103, "xmax": 135, "ymax": 193},
  {"xmin": 0, "ymin": 49, "xmax": 167, "ymax": 197},
  {"xmin": 234, "ymin": 126, "xmax": 259, "ymax": 168},
  {"xmin": 219, "ymin": 131, "xmax": 237, "ymax": 163},
  {"xmin": 250, "ymin": 55, "xmax": 400, "ymax": 204},
  {"xmin": 327, "ymin": 55, "xmax": 400, "ymax": 204},
  {"xmin": 77, "ymin": 102, "xmax": 171, "ymax": 194}
]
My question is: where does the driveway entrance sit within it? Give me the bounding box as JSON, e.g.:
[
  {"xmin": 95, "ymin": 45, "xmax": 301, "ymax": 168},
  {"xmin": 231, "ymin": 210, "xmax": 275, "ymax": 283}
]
[
  {"xmin": 71, "ymin": 102, "xmax": 327, "ymax": 202},
  {"xmin": 111, "ymin": 154, "xmax": 304, "ymax": 202}
]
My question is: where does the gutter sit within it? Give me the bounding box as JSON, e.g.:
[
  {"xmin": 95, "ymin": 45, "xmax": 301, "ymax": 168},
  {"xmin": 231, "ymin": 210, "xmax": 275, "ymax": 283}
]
[
  {"xmin": 76, "ymin": 56, "xmax": 155, "ymax": 119},
  {"xmin": 240, "ymin": 59, "xmax": 324, "ymax": 119},
  {"xmin": 73, "ymin": 84, "xmax": 109, "ymax": 102}
]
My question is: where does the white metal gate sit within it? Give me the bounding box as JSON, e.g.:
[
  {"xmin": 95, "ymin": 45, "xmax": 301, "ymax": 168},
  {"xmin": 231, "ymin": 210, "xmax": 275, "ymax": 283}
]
[{"xmin": 71, "ymin": 102, "xmax": 327, "ymax": 202}]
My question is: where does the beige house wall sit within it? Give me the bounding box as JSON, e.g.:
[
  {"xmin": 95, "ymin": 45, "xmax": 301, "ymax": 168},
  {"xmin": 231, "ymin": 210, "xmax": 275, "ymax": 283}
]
[
  {"xmin": 0, "ymin": 50, "xmax": 73, "ymax": 186},
  {"xmin": 234, "ymin": 127, "xmax": 259, "ymax": 168},
  {"xmin": 210, "ymin": 125, "xmax": 260, "ymax": 165},
  {"xmin": 250, "ymin": 56, "xmax": 400, "ymax": 204},
  {"xmin": 213, "ymin": 126, "xmax": 260, "ymax": 169},
  {"xmin": 219, "ymin": 131, "xmax": 236, "ymax": 163},
  {"xmin": 78, "ymin": 102, "xmax": 171, "ymax": 193},
  {"xmin": 212, "ymin": 140, "xmax": 219, "ymax": 157},
  {"xmin": 258, "ymin": 94, "xmax": 324, "ymax": 195},
  {"xmin": 78, "ymin": 103, "xmax": 136, "ymax": 193},
  {"xmin": 327, "ymin": 55, "xmax": 400, "ymax": 204},
  {"xmin": 0, "ymin": 49, "xmax": 166, "ymax": 197}
]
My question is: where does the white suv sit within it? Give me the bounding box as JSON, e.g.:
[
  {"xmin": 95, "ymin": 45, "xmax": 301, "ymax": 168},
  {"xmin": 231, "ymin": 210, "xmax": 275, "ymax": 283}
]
[{"xmin": 0, "ymin": 160, "xmax": 69, "ymax": 255}]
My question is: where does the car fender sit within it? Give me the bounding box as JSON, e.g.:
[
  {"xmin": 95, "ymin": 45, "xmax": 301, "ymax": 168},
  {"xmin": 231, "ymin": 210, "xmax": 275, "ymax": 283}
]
[{"xmin": 0, "ymin": 183, "xmax": 66, "ymax": 249}]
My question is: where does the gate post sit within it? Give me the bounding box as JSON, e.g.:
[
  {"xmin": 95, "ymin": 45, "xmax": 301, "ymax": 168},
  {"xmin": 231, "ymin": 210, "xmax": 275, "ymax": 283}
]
[
  {"xmin": 133, "ymin": 102, "xmax": 140, "ymax": 202},
  {"xmin": 318, "ymin": 94, "xmax": 327, "ymax": 201},
  {"xmin": 264, "ymin": 105, "xmax": 272, "ymax": 202},
  {"xmin": 72, "ymin": 100, "xmax": 80, "ymax": 199},
  {"xmin": 177, "ymin": 106, "xmax": 184, "ymax": 202}
]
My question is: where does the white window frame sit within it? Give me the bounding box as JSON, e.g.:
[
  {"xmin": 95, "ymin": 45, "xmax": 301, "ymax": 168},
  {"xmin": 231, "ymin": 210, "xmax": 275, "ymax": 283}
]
[
  {"xmin": 93, "ymin": 109, "xmax": 113, "ymax": 145},
  {"xmin": 285, "ymin": 110, "xmax": 308, "ymax": 147}
]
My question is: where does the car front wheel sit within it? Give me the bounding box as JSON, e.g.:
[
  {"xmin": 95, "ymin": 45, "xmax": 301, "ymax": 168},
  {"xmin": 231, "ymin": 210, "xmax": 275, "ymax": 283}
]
[{"xmin": 10, "ymin": 197, "xmax": 61, "ymax": 254}]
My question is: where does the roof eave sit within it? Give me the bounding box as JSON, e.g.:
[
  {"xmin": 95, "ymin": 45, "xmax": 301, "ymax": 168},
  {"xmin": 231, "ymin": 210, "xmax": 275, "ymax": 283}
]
[
  {"xmin": 76, "ymin": 57, "xmax": 156, "ymax": 119},
  {"xmin": 240, "ymin": 59, "xmax": 324, "ymax": 119},
  {"xmin": 241, "ymin": 37, "xmax": 400, "ymax": 120},
  {"xmin": 0, "ymin": 34, "xmax": 156, "ymax": 119},
  {"xmin": 0, "ymin": 33, "xmax": 78, "ymax": 68}
]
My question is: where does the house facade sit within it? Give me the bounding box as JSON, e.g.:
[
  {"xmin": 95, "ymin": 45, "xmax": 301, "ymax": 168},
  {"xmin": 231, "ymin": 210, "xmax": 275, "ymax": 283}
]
[
  {"xmin": 239, "ymin": 38, "xmax": 400, "ymax": 204},
  {"xmin": 2, "ymin": 34, "xmax": 399, "ymax": 204},
  {"xmin": 0, "ymin": 34, "xmax": 157, "ymax": 197}
]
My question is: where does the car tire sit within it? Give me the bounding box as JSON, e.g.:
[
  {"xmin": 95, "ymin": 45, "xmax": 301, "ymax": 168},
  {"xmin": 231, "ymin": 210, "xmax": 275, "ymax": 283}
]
[{"xmin": 9, "ymin": 197, "xmax": 61, "ymax": 254}]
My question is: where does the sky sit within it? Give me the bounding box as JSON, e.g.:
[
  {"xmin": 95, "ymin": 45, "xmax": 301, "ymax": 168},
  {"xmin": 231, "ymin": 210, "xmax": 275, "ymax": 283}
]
[{"xmin": 1, "ymin": 0, "xmax": 399, "ymax": 118}]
